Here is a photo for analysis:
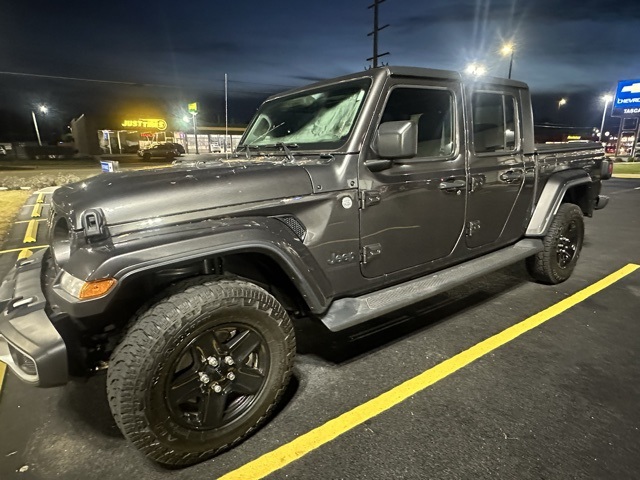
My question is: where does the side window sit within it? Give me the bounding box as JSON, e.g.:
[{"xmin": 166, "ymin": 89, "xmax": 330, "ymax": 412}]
[
  {"xmin": 380, "ymin": 87, "xmax": 455, "ymax": 158},
  {"xmin": 472, "ymin": 92, "xmax": 518, "ymax": 153}
]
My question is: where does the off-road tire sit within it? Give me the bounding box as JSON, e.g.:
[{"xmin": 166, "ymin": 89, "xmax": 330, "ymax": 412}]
[
  {"xmin": 106, "ymin": 277, "xmax": 295, "ymax": 466},
  {"xmin": 526, "ymin": 203, "xmax": 584, "ymax": 284}
]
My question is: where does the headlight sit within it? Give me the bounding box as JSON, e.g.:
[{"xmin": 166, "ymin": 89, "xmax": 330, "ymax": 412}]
[{"xmin": 59, "ymin": 271, "xmax": 116, "ymax": 300}]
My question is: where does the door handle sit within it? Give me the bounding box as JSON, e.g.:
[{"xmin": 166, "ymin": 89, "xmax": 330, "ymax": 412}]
[
  {"xmin": 438, "ymin": 179, "xmax": 467, "ymax": 191},
  {"xmin": 499, "ymin": 170, "xmax": 523, "ymax": 183}
]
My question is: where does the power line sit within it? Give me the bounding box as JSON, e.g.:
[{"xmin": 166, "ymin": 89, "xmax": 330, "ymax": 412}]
[
  {"xmin": 0, "ymin": 70, "xmax": 177, "ymax": 88},
  {"xmin": 0, "ymin": 70, "xmax": 300, "ymax": 92}
]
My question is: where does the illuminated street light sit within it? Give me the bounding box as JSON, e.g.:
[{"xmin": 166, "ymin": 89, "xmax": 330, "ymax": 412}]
[
  {"xmin": 182, "ymin": 115, "xmax": 190, "ymax": 123},
  {"xmin": 599, "ymin": 94, "xmax": 613, "ymax": 142},
  {"xmin": 500, "ymin": 43, "xmax": 515, "ymax": 79},
  {"xmin": 31, "ymin": 104, "xmax": 48, "ymax": 146},
  {"xmin": 558, "ymin": 98, "xmax": 567, "ymax": 108},
  {"xmin": 465, "ymin": 63, "xmax": 486, "ymax": 77}
]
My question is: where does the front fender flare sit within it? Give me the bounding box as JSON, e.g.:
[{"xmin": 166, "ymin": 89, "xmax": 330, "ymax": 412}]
[{"xmin": 58, "ymin": 217, "xmax": 333, "ymax": 317}]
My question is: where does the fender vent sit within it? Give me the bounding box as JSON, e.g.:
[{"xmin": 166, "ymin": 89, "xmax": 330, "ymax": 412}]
[{"xmin": 275, "ymin": 215, "xmax": 307, "ymax": 241}]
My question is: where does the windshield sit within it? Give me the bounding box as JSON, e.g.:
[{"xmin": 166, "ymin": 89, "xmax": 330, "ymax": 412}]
[{"xmin": 239, "ymin": 78, "xmax": 371, "ymax": 151}]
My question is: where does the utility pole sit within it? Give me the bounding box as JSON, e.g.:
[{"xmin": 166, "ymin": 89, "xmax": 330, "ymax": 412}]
[{"xmin": 367, "ymin": 0, "xmax": 389, "ymax": 68}]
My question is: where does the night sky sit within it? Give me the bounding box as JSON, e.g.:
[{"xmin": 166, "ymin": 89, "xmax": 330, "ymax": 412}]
[{"xmin": 1, "ymin": 0, "xmax": 638, "ymax": 142}]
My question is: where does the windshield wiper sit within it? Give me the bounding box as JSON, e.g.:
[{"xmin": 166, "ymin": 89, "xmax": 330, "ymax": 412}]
[
  {"xmin": 275, "ymin": 142, "xmax": 298, "ymax": 163},
  {"xmin": 238, "ymin": 122, "xmax": 286, "ymax": 159}
]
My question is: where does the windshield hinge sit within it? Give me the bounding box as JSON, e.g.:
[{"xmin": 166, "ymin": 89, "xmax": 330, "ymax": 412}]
[
  {"xmin": 361, "ymin": 243, "xmax": 382, "ymax": 264},
  {"xmin": 359, "ymin": 190, "xmax": 381, "ymax": 209}
]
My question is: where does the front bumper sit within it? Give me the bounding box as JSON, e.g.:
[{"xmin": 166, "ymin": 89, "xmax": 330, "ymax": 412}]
[{"xmin": 0, "ymin": 249, "xmax": 68, "ymax": 387}]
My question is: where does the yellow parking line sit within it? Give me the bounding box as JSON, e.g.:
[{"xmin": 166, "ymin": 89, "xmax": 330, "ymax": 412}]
[
  {"xmin": 36, "ymin": 193, "xmax": 45, "ymax": 204},
  {"xmin": 219, "ymin": 263, "xmax": 640, "ymax": 480},
  {"xmin": 14, "ymin": 219, "xmax": 47, "ymax": 224},
  {"xmin": 18, "ymin": 249, "xmax": 33, "ymax": 259},
  {"xmin": 23, "ymin": 220, "xmax": 39, "ymax": 243},
  {"xmin": 0, "ymin": 245, "xmax": 47, "ymax": 255},
  {"xmin": 0, "ymin": 362, "xmax": 5, "ymax": 399},
  {"xmin": 31, "ymin": 203, "xmax": 43, "ymax": 218}
]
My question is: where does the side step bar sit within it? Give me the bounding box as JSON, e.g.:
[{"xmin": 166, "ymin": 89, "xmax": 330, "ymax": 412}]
[{"xmin": 320, "ymin": 239, "xmax": 544, "ymax": 332}]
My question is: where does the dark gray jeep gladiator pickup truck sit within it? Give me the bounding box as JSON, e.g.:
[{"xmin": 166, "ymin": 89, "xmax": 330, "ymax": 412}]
[{"xmin": 0, "ymin": 66, "xmax": 611, "ymax": 465}]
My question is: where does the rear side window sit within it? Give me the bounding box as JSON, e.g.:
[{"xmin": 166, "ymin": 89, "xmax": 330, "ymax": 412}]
[
  {"xmin": 381, "ymin": 87, "xmax": 455, "ymax": 158},
  {"xmin": 472, "ymin": 92, "xmax": 518, "ymax": 153}
]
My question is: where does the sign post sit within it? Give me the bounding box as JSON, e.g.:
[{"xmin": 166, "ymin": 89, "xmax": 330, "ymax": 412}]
[
  {"xmin": 188, "ymin": 103, "xmax": 199, "ymax": 154},
  {"xmin": 612, "ymin": 79, "xmax": 640, "ymax": 157}
]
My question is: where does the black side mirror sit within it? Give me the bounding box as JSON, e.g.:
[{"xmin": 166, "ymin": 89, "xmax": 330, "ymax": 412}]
[{"xmin": 377, "ymin": 121, "xmax": 417, "ymax": 159}]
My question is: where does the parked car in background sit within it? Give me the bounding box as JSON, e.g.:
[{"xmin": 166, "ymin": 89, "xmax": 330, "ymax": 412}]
[
  {"xmin": 166, "ymin": 142, "xmax": 186, "ymax": 154},
  {"xmin": 138, "ymin": 143, "xmax": 181, "ymax": 160}
]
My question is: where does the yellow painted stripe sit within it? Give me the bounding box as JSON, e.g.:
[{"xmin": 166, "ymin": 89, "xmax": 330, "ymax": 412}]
[
  {"xmin": 14, "ymin": 219, "xmax": 47, "ymax": 224},
  {"xmin": 30, "ymin": 203, "xmax": 43, "ymax": 218},
  {"xmin": 0, "ymin": 245, "xmax": 47, "ymax": 255},
  {"xmin": 18, "ymin": 249, "xmax": 33, "ymax": 259},
  {"xmin": 36, "ymin": 193, "xmax": 45, "ymax": 204},
  {"xmin": 23, "ymin": 220, "xmax": 39, "ymax": 243},
  {"xmin": 0, "ymin": 362, "xmax": 6, "ymax": 399},
  {"xmin": 219, "ymin": 263, "xmax": 640, "ymax": 480}
]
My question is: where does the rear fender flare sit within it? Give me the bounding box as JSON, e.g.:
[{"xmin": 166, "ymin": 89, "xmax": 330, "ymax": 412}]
[{"xmin": 526, "ymin": 170, "xmax": 591, "ymax": 237}]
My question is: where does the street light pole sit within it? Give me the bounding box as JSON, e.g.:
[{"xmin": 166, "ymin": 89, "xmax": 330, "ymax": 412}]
[
  {"xmin": 501, "ymin": 43, "xmax": 514, "ymax": 79},
  {"xmin": 191, "ymin": 112, "xmax": 199, "ymax": 154},
  {"xmin": 31, "ymin": 104, "xmax": 48, "ymax": 146},
  {"xmin": 31, "ymin": 111, "xmax": 42, "ymax": 146},
  {"xmin": 599, "ymin": 94, "xmax": 613, "ymax": 142}
]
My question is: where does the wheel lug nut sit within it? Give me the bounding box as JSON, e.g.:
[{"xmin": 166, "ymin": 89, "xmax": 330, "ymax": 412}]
[
  {"xmin": 224, "ymin": 356, "xmax": 234, "ymax": 366},
  {"xmin": 199, "ymin": 372, "xmax": 210, "ymax": 384},
  {"xmin": 207, "ymin": 356, "xmax": 219, "ymax": 367},
  {"xmin": 211, "ymin": 383, "xmax": 222, "ymax": 393},
  {"xmin": 226, "ymin": 372, "xmax": 236, "ymax": 381}
]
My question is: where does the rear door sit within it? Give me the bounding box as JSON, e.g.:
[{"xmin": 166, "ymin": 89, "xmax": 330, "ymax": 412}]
[
  {"xmin": 465, "ymin": 89, "xmax": 525, "ymax": 248},
  {"xmin": 359, "ymin": 79, "xmax": 467, "ymax": 278}
]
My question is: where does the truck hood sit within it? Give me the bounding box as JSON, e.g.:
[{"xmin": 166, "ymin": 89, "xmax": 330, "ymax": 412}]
[{"xmin": 52, "ymin": 160, "xmax": 314, "ymax": 229}]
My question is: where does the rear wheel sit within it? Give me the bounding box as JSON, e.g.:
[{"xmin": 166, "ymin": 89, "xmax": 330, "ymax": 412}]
[
  {"xmin": 107, "ymin": 277, "xmax": 295, "ymax": 466},
  {"xmin": 526, "ymin": 203, "xmax": 584, "ymax": 284}
]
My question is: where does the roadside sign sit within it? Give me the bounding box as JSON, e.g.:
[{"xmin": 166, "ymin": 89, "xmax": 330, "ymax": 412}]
[
  {"xmin": 188, "ymin": 102, "xmax": 198, "ymax": 113},
  {"xmin": 100, "ymin": 160, "xmax": 119, "ymax": 173},
  {"xmin": 612, "ymin": 79, "xmax": 640, "ymax": 117}
]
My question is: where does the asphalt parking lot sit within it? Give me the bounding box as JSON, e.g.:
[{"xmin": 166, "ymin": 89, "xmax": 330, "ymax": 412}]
[{"xmin": 0, "ymin": 178, "xmax": 639, "ymax": 479}]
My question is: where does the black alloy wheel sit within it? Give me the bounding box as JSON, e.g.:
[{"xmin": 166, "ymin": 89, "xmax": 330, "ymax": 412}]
[
  {"xmin": 526, "ymin": 203, "xmax": 585, "ymax": 284},
  {"xmin": 164, "ymin": 325, "xmax": 270, "ymax": 431},
  {"xmin": 107, "ymin": 277, "xmax": 295, "ymax": 466}
]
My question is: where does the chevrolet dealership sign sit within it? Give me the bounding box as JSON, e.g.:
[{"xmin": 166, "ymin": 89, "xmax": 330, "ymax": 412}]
[{"xmin": 613, "ymin": 79, "xmax": 640, "ymax": 117}]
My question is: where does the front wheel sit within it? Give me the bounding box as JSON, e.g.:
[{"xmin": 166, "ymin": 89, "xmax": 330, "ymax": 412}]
[
  {"xmin": 107, "ymin": 277, "xmax": 295, "ymax": 466},
  {"xmin": 526, "ymin": 203, "xmax": 585, "ymax": 284}
]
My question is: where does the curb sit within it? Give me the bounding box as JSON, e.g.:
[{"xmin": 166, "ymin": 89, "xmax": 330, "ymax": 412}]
[
  {"xmin": 612, "ymin": 174, "xmax": 640, "ymax": 179},
  {"xmin": 0, "ymin": 187, "xmax": 32, "ymax": 191}
]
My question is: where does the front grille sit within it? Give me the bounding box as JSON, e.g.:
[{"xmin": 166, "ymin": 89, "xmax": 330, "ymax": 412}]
[{"xmin": 275, "ymin": 215, "xmax": 307, "ymax": 241}]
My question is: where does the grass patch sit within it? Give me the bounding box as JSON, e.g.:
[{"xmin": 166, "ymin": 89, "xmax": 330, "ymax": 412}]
[
  {"xmin": 613, "ymin": 163, "xmax": 640, "ymax": 175},
  {"xmin": 0, "ymin": 190, "xmax": 31, "ymax": 244}
]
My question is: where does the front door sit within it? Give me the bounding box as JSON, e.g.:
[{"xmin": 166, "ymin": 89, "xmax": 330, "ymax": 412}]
[{"xmin": 359, "ymin": 80, "xmax": 467, "ymax": 278}]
